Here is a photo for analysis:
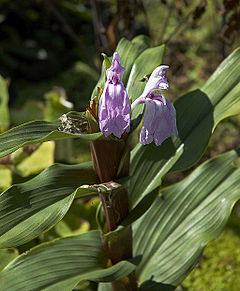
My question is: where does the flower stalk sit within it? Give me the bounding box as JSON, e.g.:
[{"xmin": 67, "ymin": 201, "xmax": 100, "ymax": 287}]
[
  {"xmin": 88, "ymin": 108, "xmax": 136, "ymax": 289},
  {"xmin": 90, "ymin": 138, "xmax": 137, "ymax": 290}
]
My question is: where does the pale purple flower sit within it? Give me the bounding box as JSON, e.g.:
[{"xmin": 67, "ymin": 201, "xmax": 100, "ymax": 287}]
[
  {"xmin": 132, "ymin": 65, "xmax": 178, "ymax": 146},
  {"xmin": 140, "ymin": 95, "xmax": 178, "ymax": 145},
  {"xmin": 98, "ymin": 52, "xmax": 131, "ymax": 138}
]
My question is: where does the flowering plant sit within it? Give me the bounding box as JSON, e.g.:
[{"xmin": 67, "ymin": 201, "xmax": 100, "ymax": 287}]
[{"xmin": 0, "ymin": 36, "xmax": 240, "ymax": 291}]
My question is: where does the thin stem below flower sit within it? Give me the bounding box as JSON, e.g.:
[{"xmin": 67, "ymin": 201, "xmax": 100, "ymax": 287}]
[{"xmin": 131, "ymin": 96, "xmax": 145, "ymax": 111}]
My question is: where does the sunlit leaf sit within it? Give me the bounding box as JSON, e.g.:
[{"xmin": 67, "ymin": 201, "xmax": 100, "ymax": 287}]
[
  {"xmin": 133, "ymin": 149, "xmax": 240, "ymax": 286},
  {"xmin": 0, "ymin": 119, "xmax": 102, "ymax": 158},
  {"xmin": 0, "ymin": 162, "xmax": 98, "ymax": 248},
  {"xmin": 0, "ymin": 231, "xmax": 138, "ymax": 290}
]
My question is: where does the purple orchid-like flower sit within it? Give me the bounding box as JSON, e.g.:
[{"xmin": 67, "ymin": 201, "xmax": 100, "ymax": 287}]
[
  {"xmin": 98, "ymin": 52, "xmax": 131, "ymax": 138},
  {"xmin": 132, "ymin": 65, "xmax": 178, "ymax": 146}
]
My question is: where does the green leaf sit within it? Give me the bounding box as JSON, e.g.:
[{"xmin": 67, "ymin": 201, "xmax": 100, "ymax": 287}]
[
  {"xmin": 171, "ymin": 48, "xmax": 240, "ymax": 172},
  {"xmin": 0, "ymin": 248, "xmax": 18, "ymax": 272},
  {"xmin": 130, "ymin": 47, "xmax": 240, "ymax": 206},
  {"xmin": 130, "ymin": 142, "xmax": 183, "ymax": 207},
  {"xmin": 106, "ymin": 188, "xmax": 159, "ymax": 242},
  {"xmin": 116, "ymin": 36, "xmax": 150, "ymax": 86},
  {"xmin": 0, "ymin": 231, "xmax": 138, "ymax": 291},
  {"xmin": 131, "ymin": 35, "xmax": 150, "ymax": 48},
  {"xmin": 133, "ymin": 149, "xmax": 240, "ymax": 286},
  {"xmin": 101, "ymin": 53, "xmax": 111, "ymax": 73},
  {"xmin": 0, "ymin": 75, "xmax": 10, "ymax": 129},
  {"xmin": 0, "ymin": 120, "xmax": 102, "ymax": 158},
  {"xmin": 0, "ymin": 162, "xmax": 98, "ymax": 248}
]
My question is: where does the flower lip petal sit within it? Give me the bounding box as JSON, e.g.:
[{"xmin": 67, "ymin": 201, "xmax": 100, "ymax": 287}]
[{"xmin": 149, "ymin": 65, "xmax": 169, "ymax": 79}]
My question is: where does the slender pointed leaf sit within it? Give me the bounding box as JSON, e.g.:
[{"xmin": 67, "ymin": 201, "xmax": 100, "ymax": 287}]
[
  {"xmin": 0, "ymin": 162, "xmax": 98, "ymax": 248},
  {"xmin": 133, "ymin": 149, "xmax": 240, "ymax": 286},
  {"xmin": 130, "ymin": 143, "xmax": 183, "ymax": 206},
  {"xmin": 0, "ymin": 231, "xmax": 138, "ymax": 291},
  {"xmin": 105, "ymin": 188, "xmax": 159, "ymax": 242},
  {"xmin": 0, "ymin": 120, "xmax": 102, "ymax": 158},
  {"xmin": 116, "ymin": 36, "xmax": 149, "ymax": 86}
]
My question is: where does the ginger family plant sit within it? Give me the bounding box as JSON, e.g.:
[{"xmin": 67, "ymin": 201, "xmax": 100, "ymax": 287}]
[{"xmin": 0, "ymin": 36, "xmax": 240, "ymax": 291}]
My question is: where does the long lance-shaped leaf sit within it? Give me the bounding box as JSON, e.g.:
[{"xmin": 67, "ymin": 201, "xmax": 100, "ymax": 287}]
[
  {"xmin": 130, "ymin": 142, "xmax": 183, "ymax": 207},
  {"xmin": 130, "ymin": 47, "xmax": 240, "ymax": 206},
  {"xmin": 133, "ymin": 148, "xmax": 240, "ymax": 286},
  {"xmin": 0, "ymin": 119, "xmax": 102, "ymax": 158},
  {"xmin": 0, "ymin": 230, "xmax": 139, "ymax": 291},
  {"xmin": 0, "ymin": 162, "xmax": 98, "ymax": 248},
  {"xmin": 105, "ymin": 188, "xmax": 159, "ymax": 244},
  {"xmin": 117, "ymin": 35, "xmax": 150, "ymax": 86}
]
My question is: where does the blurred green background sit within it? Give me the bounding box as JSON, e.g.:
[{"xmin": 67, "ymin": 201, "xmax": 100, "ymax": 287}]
[{"xmin": 0, "ymin": 0, "xmax": 240, "ymax": 290}]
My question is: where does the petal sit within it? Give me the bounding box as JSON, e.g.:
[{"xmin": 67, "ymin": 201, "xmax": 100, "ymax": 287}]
[
  {"xmin": 98, "ymin": 81, "xmax": 131, "ymax": 138},
  {"xmin": 166, "ymin": 98, "xmax": 178, "ymax": 137},
  {"xmin": 140, "ymin": 99, "xmax": 156, "ymax": 145},
  {"xmin": 152, "ymin": 97, "xmax": 178, "ymax": 146},
  {"xmin": 139, "ymin": 96, "xmax": 178, "ymax": 146},
  {"xmin": 142, "ymin": 65, "xmax": 169, "ymax": 97}
]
